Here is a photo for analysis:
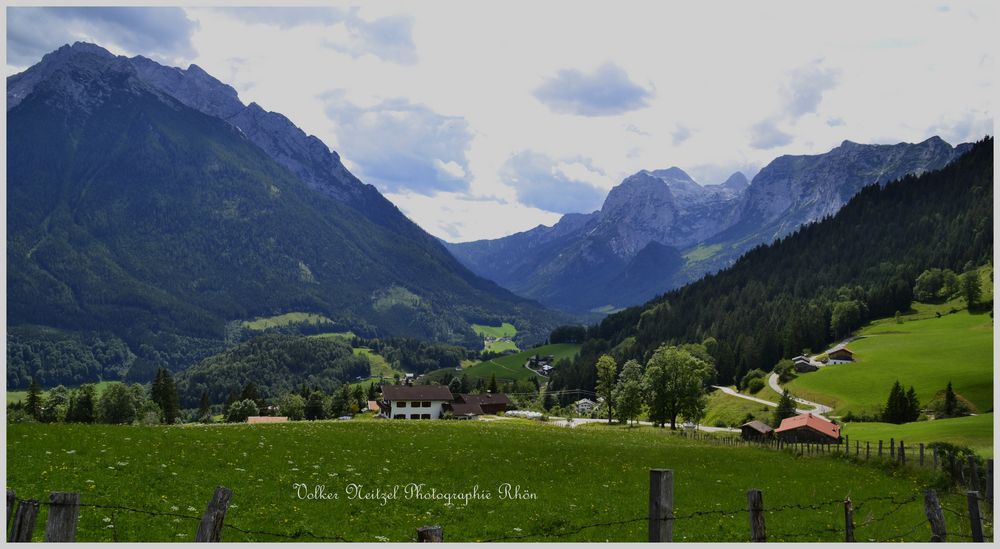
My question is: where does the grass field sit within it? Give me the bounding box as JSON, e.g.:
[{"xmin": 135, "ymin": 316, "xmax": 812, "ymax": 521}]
[
  {"xmin": 425, "ymin": 344, "xmax": 581, "ymax": 383},
  {"xmin": 7, "ymin": 380, "xmax": 115, "ymax": 405},
  {"xmin": 841, "ymin": 414, "xmax": 994, "ymax": 458},
  {"xmin": 242, "ymin": 312, "xmax": 333, "ymax": 330},
  {"xmin": 352, "ymin": 348, "xmax": 396, "ymax": 378},
  {"xmin": 472, "ymin": 323, "xmax": 519, "ymax": 352},
  {"xmin": 308, "ymin": 331, "xmax": 357, "ymax": 341},
  {"xmin": 5, "ymin": 420, "xmax": 977, "ymax": 542},
  {"xmin": 785, "ymin": 308, "xmax": 993, "ymax": 416},
  {"xmin": 702, "ymin": 390, "xmax": 774, "ymax": 428}
]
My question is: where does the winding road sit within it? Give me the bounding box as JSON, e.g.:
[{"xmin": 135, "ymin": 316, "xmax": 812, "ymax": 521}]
[{"xmin": 711, "ymin": 375, "xmax": 832, "ymax": 417}]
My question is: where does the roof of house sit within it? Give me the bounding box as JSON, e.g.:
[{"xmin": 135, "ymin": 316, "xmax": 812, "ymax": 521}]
[
  {"xmin": 367, "ymin": 400, "xmax": 380, "ymax": 412},
  {"xmin": 741, "ymin": 420, "xmax": 774, "ymax": 434},
  {"xmin": 775, "ymin": 413, "xmax": 840, "ymax": 438},
  {"xmin": 381, "ymin": 384, "xmax": 454, "ymax": 401},
  {"xmin": 447, "ymin": 402, "xmax": 484, "ymax": 416},
  {"xmin": 792, "ymin": 355, "xmax": 811, "ymax": 362},
  {"xmin": 459, "ymin": 393, "xmax": 510, "ymax": 406},
  {"xmin": 828, "ymin": 343, "xmax": 854, "ymax": 354}
]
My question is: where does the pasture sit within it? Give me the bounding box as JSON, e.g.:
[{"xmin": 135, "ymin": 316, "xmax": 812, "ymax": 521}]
[
  {"xmin": 841, "ymin": 414, "xmax": 994, "ymax": 458},
  {"xmin": 4, "ymin": 420, "xmax": 975, "ymax": 542}
]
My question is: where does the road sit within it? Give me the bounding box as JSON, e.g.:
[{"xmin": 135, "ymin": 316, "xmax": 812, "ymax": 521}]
[
  {"xmin": 711, "ymin": 385, "xmax": 813, "ymax": 415},
  {"xmin": 767, "ymin": 373, "xmax": 832, "ymax": 416},
  {"xmin": 546, "ymin": 416, "xmax": 738, "ymax": 433}
]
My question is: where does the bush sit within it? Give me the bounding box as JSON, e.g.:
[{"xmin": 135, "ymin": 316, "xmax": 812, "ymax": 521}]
[
  {"xmin": 928, "ymin": 442, "xmax": 984, "ymax": 487},
  {"xmin": 226, "ymin": 399, "xmax": 259, "ymax": 423},
  {"xmin": 739, "ymin": 369, "xmax": 767, "ymax": 390},
  {"xmin": 747, "ymin": 377, "xmax": 765, "ymax": 394}
]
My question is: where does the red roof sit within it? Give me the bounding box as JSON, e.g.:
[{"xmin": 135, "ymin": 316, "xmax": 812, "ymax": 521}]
[{"xmin": 775, "ymin": 413, "xmax": 840, "ymax": 439}]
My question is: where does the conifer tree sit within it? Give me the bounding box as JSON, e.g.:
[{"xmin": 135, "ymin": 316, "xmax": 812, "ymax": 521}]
[
  {"xmin": 26, "ymin": 377, "xmax": 42, "ymax": 420},
  {"xmin": 773, "ymin": 389, "xmax": 797, "ymax": 427}
]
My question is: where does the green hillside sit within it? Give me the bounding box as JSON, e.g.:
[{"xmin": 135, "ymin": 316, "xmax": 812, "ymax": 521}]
[
  {"xmin": 785, "ymin": 306, "xmax": 993, "ymax": 416},
  {"xmin": 425, "ymin": 344, "xmax": 581, "ymax": 383},
  {"xmin": 842, "ymin": 414, "xmax": 994, "ymax": 458},
  {"xmin": 6, "ymin": 420, "xmax": 973, "ymax": 542}
]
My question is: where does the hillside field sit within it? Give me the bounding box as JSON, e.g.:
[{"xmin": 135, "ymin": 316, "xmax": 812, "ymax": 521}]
[
  {"xmin": 785, "ymin": 308, "xmax": 992, "ymax": 416},
  {"xmin": 241, "ymin": 312, "xmax": 334, "ymax": 331},
  {"xmin": 472, "ymin": 323, "xmax": 519, "ymax": 352},
  {"xmin": 5, "ymin": 420, "xmax": 977, "ymax": 542},
  {"xmin": 841, "ymin": 414, "xmax": 994, "ymax": 458},
  {"xmin": 427, "ymin": 344, "xmax": 581, "ymax": 383},
  {"xmin": 7, "ymin": 380, "xmax": 115, "ymax": 405}
]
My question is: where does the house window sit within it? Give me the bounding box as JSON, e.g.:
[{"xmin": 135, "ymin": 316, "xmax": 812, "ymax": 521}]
[
  {"xmin": 394, "ymin": 414, "xmax": 405, "ymax": 419},
  {"xmin": 409, "ymin": 414, "xmax": 421, "ymax": 419},
  {"xmin": 421, "ymin": 414, "xmax": 431, "ymax": 419},
  {"xmin": 411, "ymin": 402, "xmax": 421, "ymax": 407},
  {"xmin": 395, "ymin": 401, "xmax": 406, "ymax": 408},
  {"xmin": 421, "ymin": 401, "xmax": 431, "ymax": 407}
]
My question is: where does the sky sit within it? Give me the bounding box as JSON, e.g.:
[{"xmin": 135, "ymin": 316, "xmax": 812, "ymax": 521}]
[{"xmin": 4, "ymin": 1, "xmax": 995, "ymax": 242}]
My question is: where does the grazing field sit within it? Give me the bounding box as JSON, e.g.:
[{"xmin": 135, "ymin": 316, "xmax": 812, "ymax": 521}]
[
  {"xmin": 472, "ymin": 323, "xmax": 519, "ymax": 352},
  {"xmin": 842, "ymin": 414, "xmax": 994, "ymax": 458},
  {"xmin": 241, "ymin": 312, "xmax": 334, "ymax": 330},
  {"xmin": 785, "ymin": 309, "xmax": 993, "ymax": 416},
  {"xmin": 352, "ymin": 348, "xmax": 396, "ymax": 378},
  {"xmin": 308, "ymin": 331, "xmax": 357, "ymax": 341},
  {"xmin": 702, "ymin": 390, "xmax": 773, "ymax": 428},
  {"xmin": 7, "ymin": 380, "xmax": 115, "ymax": 405},
  {"xmin": 5, "ymin": 420, "xmax": 974, "ymax": 543}
]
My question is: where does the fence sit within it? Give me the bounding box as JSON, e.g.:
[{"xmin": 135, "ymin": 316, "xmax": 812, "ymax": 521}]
[
  {"xmin": 675, "ymin": 430, "xmax": 993, "ymax": 491},
  {"xmin": 6, "ymin": 470, "xmax": 994, "ymax": 542}
]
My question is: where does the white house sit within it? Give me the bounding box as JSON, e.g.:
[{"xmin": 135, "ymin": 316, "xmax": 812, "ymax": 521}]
[
  {"xmin": 381, "ymin": 385, "xmax": 454, "ymax": 419},
  {"xmin": 574, "ymin": 398, "xmax": 597, "ymax": 415}
]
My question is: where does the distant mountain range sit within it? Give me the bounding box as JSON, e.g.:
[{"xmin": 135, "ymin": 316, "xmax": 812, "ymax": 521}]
[
  {"xmin": 446, "ymin": 137, "xmax": 973, "ymax": 313},
  {"xmin": 6, "ymin": 42, "xmax": 564, "ymax": 383}
]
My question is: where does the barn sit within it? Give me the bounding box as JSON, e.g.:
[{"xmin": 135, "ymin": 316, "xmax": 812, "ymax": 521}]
[
  {"xmin": 456, "ymin": 393, "xmax": 510, "ymax": 415},
  {"xmin": 740, "ymin": 420, "xmax": 774, "ymax": 441},
  {"xmin": 775, "ymin": 413, "xmax": 841, "ymax": 443}
]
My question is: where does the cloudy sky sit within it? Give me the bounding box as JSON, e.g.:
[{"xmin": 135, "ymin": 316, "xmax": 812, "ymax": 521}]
[{"xmin": 5, "ymin": 1, "xmax": 994, "ymax": 242}]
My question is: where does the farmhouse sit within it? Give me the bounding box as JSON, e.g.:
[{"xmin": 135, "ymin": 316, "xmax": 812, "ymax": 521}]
[
  {"xmin": 775, "ymin": 413, "xmax": 841, "ymax": 443},
  {"xmin": 445, "ymin": 401, "xmax": 483, "ymax": 420},
  {"xmin": 456, "ymin": 393, "xmax": 510, "ymax": 414},
  {"xmin": 792, "ymin": 355, "xmax": 819, "ymax": 373},
  {"xmin": 380, "ymin": 385, "xmax": 454, "ymax": 419},
  {"xmin": 740, "ymin": 420, "xmax": 774, "ymax": 441},
  {"xmin": 574, "ymin": 398, "xmax": 597, "ymax": 415},
  {"xmin": 826, "ymin": 344, "xmax": 855, "ymax": 364},
  {"xmin": 247, "ymin": 416, "xmax": 288, "ymax": 424}
]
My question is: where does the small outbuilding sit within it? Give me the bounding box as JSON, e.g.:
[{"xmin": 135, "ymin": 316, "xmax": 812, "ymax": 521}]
[
  {"xmin": 792, "ymin": 355, "xmax": 819, "ymax": 373},
  {"xmin": 456, "ymin": 393, "xmax": 510, "ymax": 414},
  {"xmin": 740, "ymin": 420, "xmax": 774, "ymax": 441},
  {"xmin": 247, "ymin": 416, "xmax": 288, "ymax": 424},
  {"xmin": 827, "ymin": 344, "xmax": 855, "ymax": 364},
  {"xmin": 775, "ymin": 413, "xmax": 840, "ymax": 443}
]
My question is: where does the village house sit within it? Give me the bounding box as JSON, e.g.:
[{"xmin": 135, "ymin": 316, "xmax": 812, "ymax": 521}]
[
  {"xmin": 380, "ymin": 385, "xmax": 454, "ymax": 419},
  {"xmin": 574, "ymin": 398, "xmax": 597, "ymax": 415},
  {"xmin": 247, "ymin": 416, "xmax": 288, "ymax": 424},
  {"xmin": 826, "ymin": 344, "xmax": 855, "ymax": 364},
  {"xmin": 456, "ymin": 393, "xmax": 510, "ymax": 415},
  {"xmin": 792, "ymin": 355, "xmax": 819, "ymax": 373},
  {"xmin": 740, "ymin": 420, "xmax": 774, "ymax": 441},
  {"xmin": 775, "ymin": 413, "xmax": 841, "ymax": 443},
  {"xmin": 445, "ymin": 401, "xmax": 483, "ymax": 420}
]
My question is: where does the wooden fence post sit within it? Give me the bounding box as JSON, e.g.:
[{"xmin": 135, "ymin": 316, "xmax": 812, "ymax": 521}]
[
  {"xmin": 987, "ymin": 459, "xmax": 993, "ymax": 512},
  {"xmin": 747, "ymin": 489, "xmax": 766, "ymax": 542},
  {"xmin": 195, "ymin": 486, "xmax": 232, "ymax": 542},
  {"xmin": 923, "ymin": 489, "xmax": 947, "ymax": 542},
  {"xmin": 920, "ymin": 444, "xmax": 925, "ymax": 466},
  {"xmin": 44, "ymin": 492, "xmax": 81, "ymax": 542},
  {"xmin": 878, "ymin": 440, "xmax": 883, "ymax": 458},
  {"xmin": 6, "ymin": 491, "xmax": 14, "ymax": 527},
  {"xmin": 866, "ymin": 441, "xmax": 870, "ymax": 460},
  {"xmin": 932, "ymin": 446, "xmax": 938, "ymax": 470},
  {"xmin": 856, "ymin": 441, "xmax": 860, "ymax": 457},
  {"xmin": 844, "ymin": 436, "xmax": 849, "ymax": 455},
  {"xmin": 648, "ymin": 469, "xmax": 674, "ymax": 542},
  {"xmin": 8, "ymin": 499, "xmax": 39, "ymax": 542},
  {"xmin": 899, "ymin": 441, "xmax": 906, "ymax": 465},
  {"xmin": 967, "ymin": 491, "xmax": 984, "ymax": 542},
  {"xmin": 967, "ymin": 457, "xmax": 980, "ymax": 493},
  {"xmin": 417, "ymin": 526, "xmax": 443, "ymax": 542},
  {"xmin": 844, "ymin": 497, "xmax": 855, "ymax": 542},
  {"xmin": 890, "ymin": 438, "xmax": 895, "ymax": 459}
]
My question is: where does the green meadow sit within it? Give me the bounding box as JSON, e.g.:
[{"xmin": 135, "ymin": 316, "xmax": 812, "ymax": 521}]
[
  {"xmin": 427, "ymin": 344, "xmax": 582, "ymax": 383},
  {"xmin": 785, "ymin": 309, "xmax": 993, "ymax": 416},
  {"xmin": 471, "ymin": 323, "xmax": 519, "ymax": 352},
  {"xmin": 5, "ymin": 420, "xmax": 978, "ymax": 542},
  {"xmin": 842, "ymin": 414, "xmax": 994, "ymax": 458},
  {"xmin": 241, "ymin": 312, "xmax": 334, "ymax": 331},
  {"xmin": 701, "ymin": 390, "xmax": 773, "ymax": 428},
  {"xmin": 7, "ymin": 380, "xmax": 115, "ymax": 405}
]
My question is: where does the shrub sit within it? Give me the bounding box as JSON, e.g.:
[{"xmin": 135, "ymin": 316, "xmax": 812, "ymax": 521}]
[
  {"xmin": 226, "ymin": 399, "xmax": 259, "ymax": 423},
  {"xmin": 747, "ymin": 377, "xmax": 765, "ymax": 394}
]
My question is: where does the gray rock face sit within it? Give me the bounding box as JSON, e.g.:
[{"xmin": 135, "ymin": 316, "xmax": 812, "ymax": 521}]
[{"xmin": 448, "ymin": 138, "xmax": 970, "ymax": 313}]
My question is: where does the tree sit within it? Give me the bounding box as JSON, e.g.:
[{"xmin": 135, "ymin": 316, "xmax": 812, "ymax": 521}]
[
  {"xmin": 488, "ymin": 374, "xmax": 499, "ymax": 394},
  {"xmin": 642, "ymin": 345, "xmax": 714, "ymax": 429},
  {"xmin": 612, "ymin": 359, "xmax": 644, "ymax": 426},
  {"xmin": 26, "ymin": 377, "xmax": 42, "ymax": 420},
  {"xmin": 881, "ymin": 381, "xmax": 919, "ymax": 424},
  {"xmin": 226, "ymin": 399, "xmax": 258, "ymax": 423},
  {"xmin": 595, "ymin": 354, "xmax": 618, "ymax": 424},
  {"xmin": 961, "ymin": 269, "xmax": 982, "ymax": 309},
  {"xmin": 42, "ymin": 385, "xmax": 70, "ymax": 423},
  {"xmin": 151, "ymin": 368, "xmax": 180, "ymax": 424},
  {"xmin": 541, "ymin": 391, "xmax": 555, "ymax": 411},
  {"xmin": 905, "ymin": 386, "xmax": 921, "ymax": 421},
  {"xmin": 944, "ymin": 381, "xmax": 958, "ymax": 417},
  {"xmin": 66, "ymin": 384, "xmax": 96, "ymax": 423},
  {"xmin": 304, "ymin": 391, "xmax": 327, "ymax": 420},
  {"xmin": 278, "ymin": 393, "xmax": 306, "ymax": 421},
  {"xmin": 773, "ymin": 389, "xmax": 797, "ymax": 427},
  {"xmin": 198, "ymin": 390, "xmax": 211, "ymax": 419},
  {"xmin": 98, "ymin": 382, "xmax": 138, "ymax": 424},
  {"xmin": 448, "ymin": 377, "xmax": 462, "ymax": 395}
]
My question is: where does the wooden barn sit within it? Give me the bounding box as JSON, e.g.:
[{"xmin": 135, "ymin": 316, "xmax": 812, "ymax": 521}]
[
  {"xmin": 826, "ymin": 344, "xmax": 855, "ymax": 364},
  {"xmin": 740, "ymin": 420, "xmax": 774, "ymax": 441},
  {"xmin": 456, "ymin": 393, "xmax": 510, "ymax": 415},
  {"xmin": 775, "ymin": 413, "xmax": 841, "ymax": 443},
  {"xmin": 792, "ymin": 356, "xmax": 818, "ymax": 373}
]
